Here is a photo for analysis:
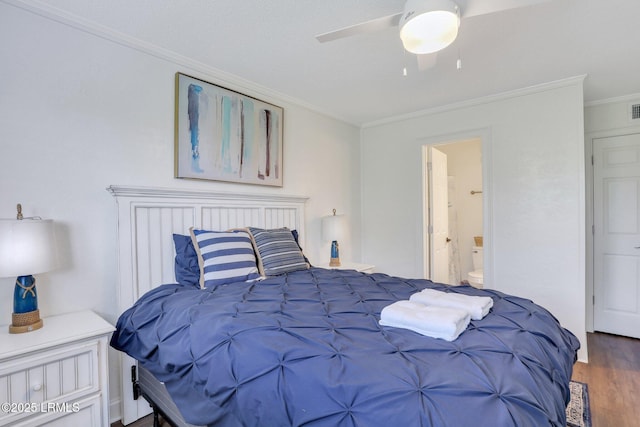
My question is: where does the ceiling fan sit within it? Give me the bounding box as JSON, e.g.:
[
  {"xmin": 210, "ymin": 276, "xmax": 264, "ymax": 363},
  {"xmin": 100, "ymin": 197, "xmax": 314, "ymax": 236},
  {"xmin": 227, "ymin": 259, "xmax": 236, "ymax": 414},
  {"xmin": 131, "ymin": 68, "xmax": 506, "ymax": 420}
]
[{"xmin": 316, "ymin": 0, "xmax": 551, "ymax": 66}]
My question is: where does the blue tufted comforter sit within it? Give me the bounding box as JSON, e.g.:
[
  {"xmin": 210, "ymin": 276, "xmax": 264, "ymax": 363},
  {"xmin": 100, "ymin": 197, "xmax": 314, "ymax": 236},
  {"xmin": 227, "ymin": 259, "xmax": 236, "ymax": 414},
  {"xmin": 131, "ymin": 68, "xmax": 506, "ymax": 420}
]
[{"xmin": 111, "ymin": 268, "xmax": 580, "ymax": 427}]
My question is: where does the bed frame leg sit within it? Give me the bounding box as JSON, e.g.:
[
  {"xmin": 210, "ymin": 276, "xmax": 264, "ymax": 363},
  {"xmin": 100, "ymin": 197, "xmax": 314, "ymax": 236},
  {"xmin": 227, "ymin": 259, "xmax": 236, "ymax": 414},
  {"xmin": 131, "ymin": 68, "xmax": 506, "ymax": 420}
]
[{"xmin": 153, "ymin": 407, "xmax": 160, "ymax": 427}]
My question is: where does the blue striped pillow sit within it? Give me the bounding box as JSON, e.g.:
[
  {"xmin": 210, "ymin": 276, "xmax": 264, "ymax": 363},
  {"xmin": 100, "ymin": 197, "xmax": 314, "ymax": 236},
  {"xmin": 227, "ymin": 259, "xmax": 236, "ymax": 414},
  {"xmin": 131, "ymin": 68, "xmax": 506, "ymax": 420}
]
[
  {"xmin": 189, "ymin": 228, "xmax": 260, "ymax": 288},
  {"xmin": 248, "ymin": 227, "xmax": 309, "ymax": 276}
]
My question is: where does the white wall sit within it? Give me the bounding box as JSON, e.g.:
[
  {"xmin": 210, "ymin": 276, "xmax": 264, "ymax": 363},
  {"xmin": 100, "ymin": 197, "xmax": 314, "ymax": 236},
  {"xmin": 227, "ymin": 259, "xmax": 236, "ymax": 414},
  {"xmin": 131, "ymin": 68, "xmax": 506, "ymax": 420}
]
[
  {"xmin": 585, "ymin": 96, "xmax": 640, "ymax": 134},
  {"xmin": 0, "ymin": 3, "xmax": 361, "ymax": 422},
  {"xmin": 361, "ymin": 78, "xmax": 587, "ymax": 362}
]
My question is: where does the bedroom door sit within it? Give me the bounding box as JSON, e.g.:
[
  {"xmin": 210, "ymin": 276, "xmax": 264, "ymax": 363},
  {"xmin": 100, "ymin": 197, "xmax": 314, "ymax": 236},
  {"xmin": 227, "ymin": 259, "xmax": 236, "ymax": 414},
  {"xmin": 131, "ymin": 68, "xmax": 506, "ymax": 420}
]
[
  {"xmin": 427, "ymin": 146, "xmax": 450, "ymax": 284},
  {"xmin": 593, "ymin": 133, "xmax": 640, "ymax": 339}
]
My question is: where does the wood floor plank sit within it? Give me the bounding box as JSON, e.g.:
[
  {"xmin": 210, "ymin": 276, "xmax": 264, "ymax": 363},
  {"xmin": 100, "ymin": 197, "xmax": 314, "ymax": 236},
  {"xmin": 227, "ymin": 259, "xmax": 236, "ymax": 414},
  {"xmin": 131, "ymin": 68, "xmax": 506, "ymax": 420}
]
[{"xmin": 571, "ymin": 332, "xmax": 640, "ymax": 427}]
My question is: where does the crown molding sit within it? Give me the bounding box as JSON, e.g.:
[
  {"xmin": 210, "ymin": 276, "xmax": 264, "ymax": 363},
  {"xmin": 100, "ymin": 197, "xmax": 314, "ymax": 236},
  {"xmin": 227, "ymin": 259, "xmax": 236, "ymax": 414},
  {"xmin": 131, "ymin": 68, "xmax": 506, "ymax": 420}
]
[
  {"xmin": 4, "ymin": 0, "xmax": 602, "ymax": 129},
  {"xmin": 2, "ymin": 0, "xmax": 356, "ymax": 127},
  {"xmin": 584, "ymin": 92, "xmax": 640, "ymax": 108},
  {"xmin": 362, "ymin": 75, "xmax": 587, "ymax": 129}
]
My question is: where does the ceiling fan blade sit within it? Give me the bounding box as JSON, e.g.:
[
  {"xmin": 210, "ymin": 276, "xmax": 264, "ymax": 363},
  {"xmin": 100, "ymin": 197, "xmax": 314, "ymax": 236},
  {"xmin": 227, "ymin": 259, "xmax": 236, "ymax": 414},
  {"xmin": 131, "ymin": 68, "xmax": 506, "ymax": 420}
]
[
  {"xmin": 316, "ymin": 13, "xmax": 402, "ymax": 43},
  {"xmin": 459, "ymin": 0, "xmax": 552, "ymax": 18},
  {"xmin": 417, "ymin": 53, "xmax": 438, "ymax": 71}
]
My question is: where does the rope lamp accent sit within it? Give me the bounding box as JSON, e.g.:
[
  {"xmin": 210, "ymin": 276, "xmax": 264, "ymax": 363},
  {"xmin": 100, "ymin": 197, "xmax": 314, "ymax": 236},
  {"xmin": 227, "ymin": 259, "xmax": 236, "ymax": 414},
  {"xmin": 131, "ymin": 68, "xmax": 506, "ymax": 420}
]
[{"xmin": 0, "ymin": 204, "xmax": 58, "ymax": 333}]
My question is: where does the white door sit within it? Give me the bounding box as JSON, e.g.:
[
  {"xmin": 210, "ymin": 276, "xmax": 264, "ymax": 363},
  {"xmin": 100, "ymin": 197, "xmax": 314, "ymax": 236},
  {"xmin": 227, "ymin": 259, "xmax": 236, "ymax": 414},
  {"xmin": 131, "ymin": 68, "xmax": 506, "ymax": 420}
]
[
  {"xmin": 428, "ymin": 146, "xmax": 450, "ymax": 284},
  {"xmin": 593, "ymin": 133, "xmax": 640, "ymax": 339}
]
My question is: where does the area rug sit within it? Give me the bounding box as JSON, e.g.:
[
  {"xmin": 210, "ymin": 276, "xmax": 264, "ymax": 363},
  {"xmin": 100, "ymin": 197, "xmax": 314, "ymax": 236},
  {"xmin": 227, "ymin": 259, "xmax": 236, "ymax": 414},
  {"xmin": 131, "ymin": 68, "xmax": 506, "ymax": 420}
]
[{"xmin": 566, "ymin": 381, "xmax": 591, "ymax": 427}]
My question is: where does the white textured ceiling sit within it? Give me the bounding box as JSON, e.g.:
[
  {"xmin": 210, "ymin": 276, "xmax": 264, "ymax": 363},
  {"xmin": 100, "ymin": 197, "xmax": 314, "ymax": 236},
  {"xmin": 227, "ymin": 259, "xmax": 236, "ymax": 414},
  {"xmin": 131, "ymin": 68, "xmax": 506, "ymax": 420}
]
[{"xmin": 22, "ymin": 0, "xmax": 640, "ymax": 124}]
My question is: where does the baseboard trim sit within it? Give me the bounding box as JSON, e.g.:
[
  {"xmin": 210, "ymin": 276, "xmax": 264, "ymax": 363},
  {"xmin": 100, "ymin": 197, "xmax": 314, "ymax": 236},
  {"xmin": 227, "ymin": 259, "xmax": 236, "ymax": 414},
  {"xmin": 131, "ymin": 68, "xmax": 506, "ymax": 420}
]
[{"xmin": 110, "ymin": 397, "xmax": 121, "ymax": 425}]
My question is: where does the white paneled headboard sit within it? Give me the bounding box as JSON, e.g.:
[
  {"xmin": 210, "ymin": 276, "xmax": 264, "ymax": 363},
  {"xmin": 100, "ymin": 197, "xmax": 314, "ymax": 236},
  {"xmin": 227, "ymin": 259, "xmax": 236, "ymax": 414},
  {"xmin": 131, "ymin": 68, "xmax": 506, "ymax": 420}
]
[
  {"xmin": 107, "ymin": 185, "xmax": 308, "ymax": 312},
  {"xmin": 107, "ymin": 185, "xmax": 308, "ymax": 424}
]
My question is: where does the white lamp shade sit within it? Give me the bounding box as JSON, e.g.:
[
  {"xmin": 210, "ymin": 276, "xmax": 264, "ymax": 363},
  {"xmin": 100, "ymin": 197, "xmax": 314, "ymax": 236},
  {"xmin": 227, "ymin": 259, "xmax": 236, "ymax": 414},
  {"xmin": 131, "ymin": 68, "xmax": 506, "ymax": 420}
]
[
  {"xmin": 0, "ymin": 219, "xmax": 58, "ymax": 277},
  {"xmin": 399, "ymin": 0, "xmax": 460, "ymax": 54},
  {"xmin": 322, "ymin": 214, "xmax": 346, "ymax": 242}
]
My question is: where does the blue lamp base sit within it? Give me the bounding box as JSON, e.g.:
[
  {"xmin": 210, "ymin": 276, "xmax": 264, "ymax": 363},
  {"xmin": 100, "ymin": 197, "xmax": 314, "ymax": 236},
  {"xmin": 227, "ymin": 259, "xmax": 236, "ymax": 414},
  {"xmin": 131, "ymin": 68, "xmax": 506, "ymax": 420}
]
[
  {"xmin": 9, "ymin": 275, "xmax": 43, "ymax": 334},
  {"xmin": 329, "ymin": 240, "xmax": 341, "ymax": 267}
]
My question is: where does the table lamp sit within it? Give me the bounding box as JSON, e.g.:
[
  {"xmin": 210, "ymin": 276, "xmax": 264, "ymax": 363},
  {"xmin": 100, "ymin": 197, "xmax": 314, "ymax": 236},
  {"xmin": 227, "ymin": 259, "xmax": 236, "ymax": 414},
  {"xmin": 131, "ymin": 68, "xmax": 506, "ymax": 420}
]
[
  {"xmin": 322, "ymin": 209, "xmax": 346, "ymax": 267},
  {"xmin": 0, "ymin": 204, "xmax": 58, "ymax": 333}
]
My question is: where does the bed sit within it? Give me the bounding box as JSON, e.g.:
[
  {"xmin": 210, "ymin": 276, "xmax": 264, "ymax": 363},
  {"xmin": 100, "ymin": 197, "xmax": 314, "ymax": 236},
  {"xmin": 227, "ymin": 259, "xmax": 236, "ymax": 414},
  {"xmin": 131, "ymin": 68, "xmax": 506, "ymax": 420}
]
[{"xmin": 108, "ymin": 186, "xmax": 579, "ymax": 427}]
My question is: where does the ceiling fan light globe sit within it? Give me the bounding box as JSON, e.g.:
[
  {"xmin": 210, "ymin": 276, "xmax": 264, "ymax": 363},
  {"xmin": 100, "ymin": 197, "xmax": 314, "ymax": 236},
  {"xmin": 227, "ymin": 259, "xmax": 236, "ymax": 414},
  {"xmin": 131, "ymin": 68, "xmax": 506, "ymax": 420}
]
[{"xmin": 399, "ymin": 0, "xmax": 459, "ymax": 54}]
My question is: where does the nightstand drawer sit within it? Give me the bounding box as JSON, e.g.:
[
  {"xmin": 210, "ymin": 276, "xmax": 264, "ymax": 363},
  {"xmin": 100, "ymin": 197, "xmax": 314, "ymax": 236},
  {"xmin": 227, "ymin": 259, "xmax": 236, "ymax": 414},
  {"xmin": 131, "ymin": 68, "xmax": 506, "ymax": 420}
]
[
  {"xmin": 0, "ymin": 341, "xmax": 99, "ymax": 426},
  {"xmin": 7, "ymin": 395, "xmax": 101, "ymax": 427}
]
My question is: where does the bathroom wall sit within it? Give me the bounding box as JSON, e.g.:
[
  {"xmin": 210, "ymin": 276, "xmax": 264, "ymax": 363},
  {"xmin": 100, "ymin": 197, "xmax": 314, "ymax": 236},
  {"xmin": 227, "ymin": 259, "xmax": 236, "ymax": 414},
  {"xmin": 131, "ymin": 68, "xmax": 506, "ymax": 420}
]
[{"xmin": 438, "ymin": 139, "xmax": 483, "ymax": 282}]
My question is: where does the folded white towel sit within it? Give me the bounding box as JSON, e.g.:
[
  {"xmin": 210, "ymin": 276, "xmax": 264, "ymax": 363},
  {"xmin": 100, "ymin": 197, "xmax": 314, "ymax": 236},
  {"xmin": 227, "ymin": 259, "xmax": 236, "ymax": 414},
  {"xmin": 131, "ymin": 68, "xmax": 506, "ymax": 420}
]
[
  {"xmin": 379, "ymin": 300, "xmax": 470, "ymax": 341},
  {"xmin": 409, "ymin": 288, "xmax": 493, "ymax": 320}
]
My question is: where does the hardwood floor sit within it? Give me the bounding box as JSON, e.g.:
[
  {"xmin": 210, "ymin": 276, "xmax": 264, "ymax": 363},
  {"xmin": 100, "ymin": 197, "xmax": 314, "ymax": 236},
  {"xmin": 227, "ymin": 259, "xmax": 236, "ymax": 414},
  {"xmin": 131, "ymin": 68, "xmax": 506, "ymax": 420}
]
[
  {"xmin": 112, "ymin": 332, "xmax": 640, "ymax": 427},
  {"xmin": 572, "ymin": 332, "xmax": 640, "ymax": 427},
  {"xmin": 111, "ymin": 413, "xmax": 170, "ymax": 427}
]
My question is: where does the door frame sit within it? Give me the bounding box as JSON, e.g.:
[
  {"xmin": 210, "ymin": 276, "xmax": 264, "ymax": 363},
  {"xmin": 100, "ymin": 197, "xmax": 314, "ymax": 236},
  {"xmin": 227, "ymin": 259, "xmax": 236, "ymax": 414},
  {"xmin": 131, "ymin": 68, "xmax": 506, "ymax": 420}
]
[
  {"xmin": 586, "ymin": 126, "xmax": 640, "ymax": 333},
  {"xmin": 425, "ymin": 146, "xmax": 450, "ymax": 283},
  {"xmin": 420, "ymin": 127, "xmax": 493, "ymax": 286}
]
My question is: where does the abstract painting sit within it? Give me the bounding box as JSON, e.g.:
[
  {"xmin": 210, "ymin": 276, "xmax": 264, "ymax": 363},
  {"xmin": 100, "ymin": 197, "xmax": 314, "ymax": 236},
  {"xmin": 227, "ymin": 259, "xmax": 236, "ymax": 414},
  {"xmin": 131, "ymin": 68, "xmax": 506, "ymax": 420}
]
[{"xmin": 175, "ymin": 73, "xmax": 283, "ymax": 187}]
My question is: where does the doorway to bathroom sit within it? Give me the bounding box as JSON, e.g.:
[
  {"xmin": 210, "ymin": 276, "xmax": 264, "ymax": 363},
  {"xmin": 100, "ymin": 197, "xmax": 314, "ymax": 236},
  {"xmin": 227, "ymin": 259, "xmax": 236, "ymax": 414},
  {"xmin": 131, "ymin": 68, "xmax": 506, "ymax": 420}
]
[{"xmin": 423, "ymin": 138, "xmax": 483, "ymax": 286}]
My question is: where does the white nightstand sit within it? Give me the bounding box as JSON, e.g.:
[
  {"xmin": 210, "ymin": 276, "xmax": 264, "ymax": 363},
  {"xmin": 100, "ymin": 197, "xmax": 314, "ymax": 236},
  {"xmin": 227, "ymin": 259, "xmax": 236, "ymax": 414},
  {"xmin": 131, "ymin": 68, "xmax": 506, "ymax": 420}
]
[
  {"xmin": 318, "ymin": 262, "xmax": 375, "ymax": 274},
  {"xmin": 0, "ymin": 310, "xmax": 114, "ymax": 427}
]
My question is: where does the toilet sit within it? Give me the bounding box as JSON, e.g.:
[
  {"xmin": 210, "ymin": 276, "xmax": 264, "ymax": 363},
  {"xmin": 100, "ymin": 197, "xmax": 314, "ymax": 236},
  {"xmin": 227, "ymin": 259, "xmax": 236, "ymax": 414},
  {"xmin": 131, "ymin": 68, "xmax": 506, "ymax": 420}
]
[{"xmin": 467, "ymin": 246, "xmax": 483, "ymax": 288}]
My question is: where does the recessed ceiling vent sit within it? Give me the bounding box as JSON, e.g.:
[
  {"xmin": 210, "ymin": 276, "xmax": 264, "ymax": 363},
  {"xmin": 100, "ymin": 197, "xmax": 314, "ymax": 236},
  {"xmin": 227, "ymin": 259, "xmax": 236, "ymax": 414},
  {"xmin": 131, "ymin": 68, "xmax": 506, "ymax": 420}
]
[{"xmin": 632, "ymin": 103, "xmax": 640, "ymax": 120}]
